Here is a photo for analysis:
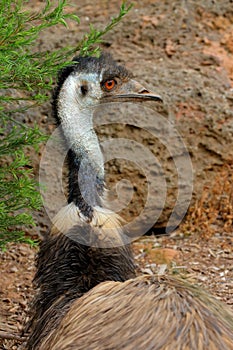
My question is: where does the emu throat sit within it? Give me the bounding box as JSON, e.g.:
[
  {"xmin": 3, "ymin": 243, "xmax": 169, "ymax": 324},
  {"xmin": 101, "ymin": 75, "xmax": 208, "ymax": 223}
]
[{"xmin": 57, "ymin": 75, "xmax": 105, "ymax": 218}]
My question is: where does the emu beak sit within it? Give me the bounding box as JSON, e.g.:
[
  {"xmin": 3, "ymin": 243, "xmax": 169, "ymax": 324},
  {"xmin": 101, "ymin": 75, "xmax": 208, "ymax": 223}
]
[{"xmin": 103, "ymin": 79, "xmax": 163, "ymax": 103}]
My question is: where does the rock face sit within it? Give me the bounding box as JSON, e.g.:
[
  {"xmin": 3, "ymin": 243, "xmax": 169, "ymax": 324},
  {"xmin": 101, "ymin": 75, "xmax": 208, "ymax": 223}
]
[{"xmin": 30, "ymin": 0, "xmax": 233, "ymax": 234}]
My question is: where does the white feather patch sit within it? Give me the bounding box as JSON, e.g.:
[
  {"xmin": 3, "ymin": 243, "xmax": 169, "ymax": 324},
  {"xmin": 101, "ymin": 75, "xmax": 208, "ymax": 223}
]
[
  {"xmin": 50, "ymin": 203, "xmax": 126, "ymax": 246},
  {"xmin": 51, "ymin": 203, "xmax": 88, "ymax": 235},
  {"xmin": 91, "ymin": 206, "xmax": 126, "ymax": 246}
]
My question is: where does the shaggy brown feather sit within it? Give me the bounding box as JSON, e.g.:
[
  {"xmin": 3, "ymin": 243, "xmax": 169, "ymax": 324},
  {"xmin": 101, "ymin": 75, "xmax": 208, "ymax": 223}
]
[
  {"xmin": 30, "ymin": 275, "xmax": 233, "ymax": 350},
  {"xmin": 25, "ymin": 224, "xmax": 135, "ymax": 349}
]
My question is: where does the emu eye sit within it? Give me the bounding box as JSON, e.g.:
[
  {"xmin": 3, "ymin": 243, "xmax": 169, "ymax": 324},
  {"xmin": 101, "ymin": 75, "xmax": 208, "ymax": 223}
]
[{"xmin": 102, "ymin": 79, "xmax": 117, "ymax": 91}]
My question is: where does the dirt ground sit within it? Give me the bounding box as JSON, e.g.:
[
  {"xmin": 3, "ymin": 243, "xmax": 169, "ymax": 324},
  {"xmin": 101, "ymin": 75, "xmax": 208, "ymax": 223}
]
[{"xmin": 1, "ymin": 0, "xmax": 233, "ymax": 348}]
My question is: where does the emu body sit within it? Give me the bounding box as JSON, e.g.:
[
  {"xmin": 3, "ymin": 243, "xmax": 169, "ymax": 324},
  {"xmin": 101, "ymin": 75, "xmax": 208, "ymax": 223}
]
[
  {"xmin": 26, "ymin": 54, "xmax": 233, "ymax": 349},
  {"xmin": 26, "ymin": 223, "xmax": 135, "ymax": 349},
  {"xmin": 30, "ymin": 275, "xmax": 233, "ymax": 350}
]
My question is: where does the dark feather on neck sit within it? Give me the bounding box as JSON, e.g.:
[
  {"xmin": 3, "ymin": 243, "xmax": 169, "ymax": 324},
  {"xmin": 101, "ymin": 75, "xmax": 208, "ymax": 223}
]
[{"xmin": 67, "ymin": 149, "xmax": 105, "ymax": 218}]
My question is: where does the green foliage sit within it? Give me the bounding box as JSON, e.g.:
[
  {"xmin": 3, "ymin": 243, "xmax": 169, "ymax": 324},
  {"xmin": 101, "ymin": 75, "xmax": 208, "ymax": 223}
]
[
  {"xmin": 0, "ymin": 0, "xmax": 132, "ymax": 249},
  {"xmin": 78, "ymin": 2, "xmax": 133, "ymax": 56}
]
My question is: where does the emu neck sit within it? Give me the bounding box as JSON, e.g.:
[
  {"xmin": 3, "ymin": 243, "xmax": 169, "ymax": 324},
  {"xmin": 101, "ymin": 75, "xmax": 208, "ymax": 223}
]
[{"xmin": 57, "ymin": 82, "xmax": 105, "ymax": 218}]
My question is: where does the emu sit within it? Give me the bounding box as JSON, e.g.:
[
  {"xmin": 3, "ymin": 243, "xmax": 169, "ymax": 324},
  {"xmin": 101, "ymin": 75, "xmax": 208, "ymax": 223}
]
[{"xmin": 26, "ymin": 54, "xmax": 233, "ymax": 349}]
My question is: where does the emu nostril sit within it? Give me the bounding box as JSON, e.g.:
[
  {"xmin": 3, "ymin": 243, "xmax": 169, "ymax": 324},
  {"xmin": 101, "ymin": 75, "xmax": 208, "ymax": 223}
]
[{"xmin": 138, "ymin": 88, "xmax": 150, "ymax": 94}]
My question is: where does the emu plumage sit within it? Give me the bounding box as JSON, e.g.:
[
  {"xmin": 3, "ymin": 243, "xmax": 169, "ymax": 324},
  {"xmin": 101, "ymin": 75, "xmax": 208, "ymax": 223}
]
[
  {"xmin": 30, "ymin": 275, "xmax": 233, "ymax": 350},
  {"xmin": 25, "ymin": 54, "xmax": 233, "ymax": 350}
]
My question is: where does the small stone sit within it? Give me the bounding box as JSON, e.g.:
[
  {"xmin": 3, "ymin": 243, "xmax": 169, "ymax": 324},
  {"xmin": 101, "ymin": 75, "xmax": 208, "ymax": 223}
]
[{"xmin": 10, "ymin": 266, "xmax": 18, "ymax": 273}]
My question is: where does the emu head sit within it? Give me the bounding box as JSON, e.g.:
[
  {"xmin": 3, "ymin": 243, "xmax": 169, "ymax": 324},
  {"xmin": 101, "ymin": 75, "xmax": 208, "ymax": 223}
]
[{"xmin": 54, "ymin": 53, "xmax": 162, "ymax": 118}]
